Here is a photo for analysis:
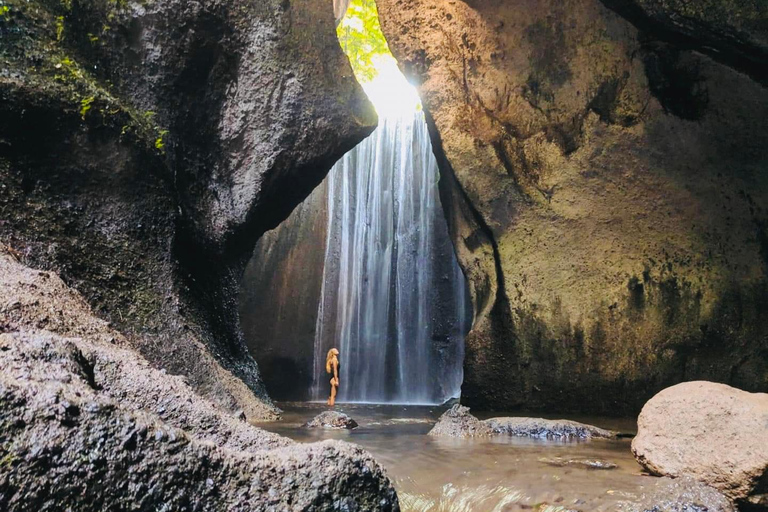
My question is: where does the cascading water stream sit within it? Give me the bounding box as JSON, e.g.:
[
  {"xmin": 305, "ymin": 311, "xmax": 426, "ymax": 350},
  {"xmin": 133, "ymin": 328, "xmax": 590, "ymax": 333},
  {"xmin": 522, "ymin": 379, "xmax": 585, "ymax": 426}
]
[{"xmin": 312, "ymin": 111, "xmax": 469, "ymax": 404}]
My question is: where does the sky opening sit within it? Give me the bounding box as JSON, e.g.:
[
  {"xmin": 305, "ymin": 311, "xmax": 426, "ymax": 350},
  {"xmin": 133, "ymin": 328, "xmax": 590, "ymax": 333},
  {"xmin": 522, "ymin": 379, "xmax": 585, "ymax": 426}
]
[{"xmin": 336, "ymin": 0, "xmax": 421, "ymax": 118}]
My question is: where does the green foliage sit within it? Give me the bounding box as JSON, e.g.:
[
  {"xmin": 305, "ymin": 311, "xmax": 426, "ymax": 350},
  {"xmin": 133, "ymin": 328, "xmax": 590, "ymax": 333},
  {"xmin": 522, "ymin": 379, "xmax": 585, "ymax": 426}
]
[
  {"xmin": 154, "ymin": 130, "xmax": 168, "ymax": 151},
  {"xmin": 52, "ymin": 56, "xmax": 84, "ymax": 83},
  {"xmin": 55, "ymin": 15, "xmax": 65, "ymax": 41},
  {"xmin": 53, "ymin": 56, "xmax": 86, "ymax": 83},
  {"xmin": 80, "ymin": 96, "xmax": 95, "ymax": 120},
  {"xmin": 336, "ymin": 0, "xmax": 390, "ymax": 83},
  {"xmin": 0, "ymin": 5, "xmax": 11, "ymax": 20}
]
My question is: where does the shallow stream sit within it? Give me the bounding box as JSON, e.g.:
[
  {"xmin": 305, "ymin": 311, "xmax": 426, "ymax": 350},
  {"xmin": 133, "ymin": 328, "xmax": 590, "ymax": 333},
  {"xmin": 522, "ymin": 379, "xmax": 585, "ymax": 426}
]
[{"xmin": 256, "ymin": 403, "xmax": 656, "ymax": 511}]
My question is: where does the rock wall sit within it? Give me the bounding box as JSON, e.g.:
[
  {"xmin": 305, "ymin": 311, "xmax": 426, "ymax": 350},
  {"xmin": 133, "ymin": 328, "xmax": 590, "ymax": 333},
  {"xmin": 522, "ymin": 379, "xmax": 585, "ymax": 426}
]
[
  {"xmin": 377, "ymin": 0, "xmax": 768, "ymax": 414},
  {"xmin": 0, "ymin": 0, "xmax": 376, "ymax": 418},
  {"xmin": 240, "ymin": 181, "xmax": 330, "ymax": 401}
]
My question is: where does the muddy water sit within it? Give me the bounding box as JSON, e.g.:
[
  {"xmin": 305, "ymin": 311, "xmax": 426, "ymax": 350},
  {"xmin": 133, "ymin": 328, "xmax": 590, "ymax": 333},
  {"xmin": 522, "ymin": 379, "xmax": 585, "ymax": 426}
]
[{"xmin": 255, "ymin": 403, "xmax": 656, "ymax": 511}]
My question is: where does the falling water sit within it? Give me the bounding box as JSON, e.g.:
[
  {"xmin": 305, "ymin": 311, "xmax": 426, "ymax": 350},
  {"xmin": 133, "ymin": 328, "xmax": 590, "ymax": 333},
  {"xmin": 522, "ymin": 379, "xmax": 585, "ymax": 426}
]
[{"xmin": 312, "ymin": 112, "xmax": 469, "ymax": 404}]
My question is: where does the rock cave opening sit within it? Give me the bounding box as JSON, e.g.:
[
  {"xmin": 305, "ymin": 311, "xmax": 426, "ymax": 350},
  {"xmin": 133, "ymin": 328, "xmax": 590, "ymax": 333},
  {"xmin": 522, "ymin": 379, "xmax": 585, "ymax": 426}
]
[
  {"xmin": 237, "ymin": 0, "xmax": 472, "ymax": 404},
  {"xmin": 4, "ymin": 0, "xmax": 767, "ymax": 508}
]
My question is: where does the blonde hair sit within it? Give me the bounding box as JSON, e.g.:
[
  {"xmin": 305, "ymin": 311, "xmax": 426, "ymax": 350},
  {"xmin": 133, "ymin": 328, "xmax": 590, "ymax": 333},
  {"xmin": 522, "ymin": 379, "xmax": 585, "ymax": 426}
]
[{"xmin": 325, "ymin": 348, "xmax": 338, "ymax": 374}]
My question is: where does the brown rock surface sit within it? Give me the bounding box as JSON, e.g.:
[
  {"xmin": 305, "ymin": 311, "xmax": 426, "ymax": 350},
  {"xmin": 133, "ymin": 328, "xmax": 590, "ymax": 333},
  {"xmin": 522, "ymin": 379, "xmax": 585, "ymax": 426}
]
[
  {"xmin": 632, "ymin": 381, "xmax": 768, "ymax": 503},
  {"xmin": 377, "ymin": 0, "xmax": 768, "ymax": 415}
]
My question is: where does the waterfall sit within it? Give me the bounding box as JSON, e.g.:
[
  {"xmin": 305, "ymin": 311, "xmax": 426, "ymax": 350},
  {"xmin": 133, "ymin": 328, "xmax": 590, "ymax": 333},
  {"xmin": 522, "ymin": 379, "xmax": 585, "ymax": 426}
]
[{"xmin": 312, "ymin": 112, "xmax": 469, "ymax": 404}]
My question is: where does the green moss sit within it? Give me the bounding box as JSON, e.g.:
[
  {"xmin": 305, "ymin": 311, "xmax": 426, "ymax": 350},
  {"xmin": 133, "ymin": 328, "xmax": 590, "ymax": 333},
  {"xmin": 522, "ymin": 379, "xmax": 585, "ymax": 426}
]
[
  {"xmin": 79, "ymin": 95, "xmax": 94, "ymax": 119},
  {"xmin": 0, "ymin": 0, "xmax": 169, "ymax": 157},
  {"xmin": 55, "ymin": 15, "xmax": 64, "ymax": 40},
  {"xmin": 154, "ymin": 129, "xmax": 168, "ymax": 151},
  {"xmin": 0, "ymin": 452, "xmax": 16, "ymax": 469}
]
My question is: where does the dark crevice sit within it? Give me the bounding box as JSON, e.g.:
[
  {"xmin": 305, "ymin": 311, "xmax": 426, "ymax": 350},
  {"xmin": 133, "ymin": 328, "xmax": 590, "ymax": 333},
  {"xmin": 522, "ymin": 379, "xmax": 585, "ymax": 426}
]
[
  {"xmin": 598, "ymin": 0, "xmax": 768, "ymax": 86},
  {"xmin": 424, "ymin": 109, "xmax": 511, "ymax": 332},
  {"xmin": 72, "ymin": 349, "xmax": 102, "ymax": 391},
  {"xmin": 641, "ymin": 42, "xmax": 709, "ymax": 120}
]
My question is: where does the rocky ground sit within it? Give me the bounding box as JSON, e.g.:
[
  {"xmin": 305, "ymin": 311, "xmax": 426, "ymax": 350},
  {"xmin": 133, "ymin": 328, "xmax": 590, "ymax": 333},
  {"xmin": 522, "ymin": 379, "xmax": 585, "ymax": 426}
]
[{"xmin": 0, "ymin": 246, "xmax": 399, "ymax": 510}]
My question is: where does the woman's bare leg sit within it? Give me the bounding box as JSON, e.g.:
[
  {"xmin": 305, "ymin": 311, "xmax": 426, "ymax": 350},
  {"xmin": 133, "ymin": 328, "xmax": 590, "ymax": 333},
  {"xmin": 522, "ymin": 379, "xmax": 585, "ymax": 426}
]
[{"xmin": 329, "ymin": 377, "xmax": 337, "ymax": 406}]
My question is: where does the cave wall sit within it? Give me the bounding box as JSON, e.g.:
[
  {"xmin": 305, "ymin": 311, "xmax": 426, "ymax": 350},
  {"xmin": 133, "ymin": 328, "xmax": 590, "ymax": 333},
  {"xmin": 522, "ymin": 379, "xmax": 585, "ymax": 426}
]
[
  {"xmin": 378, "ymin": 0, "xmax": 768, "ymax": 414},
  {"xmin": 239, "ymin": 181, "xmax": 329, "ymax": 401},
  {"xmin": 0, "ymin": 0, "xmax": 376, "ymax": 418}
]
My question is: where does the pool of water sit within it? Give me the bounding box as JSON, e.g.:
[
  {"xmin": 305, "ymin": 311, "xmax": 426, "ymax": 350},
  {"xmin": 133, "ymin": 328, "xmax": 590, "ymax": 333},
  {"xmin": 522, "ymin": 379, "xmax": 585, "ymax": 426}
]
[{"xmin": 255, "ymin": 403, "xmax": 653, "ymax": 511}]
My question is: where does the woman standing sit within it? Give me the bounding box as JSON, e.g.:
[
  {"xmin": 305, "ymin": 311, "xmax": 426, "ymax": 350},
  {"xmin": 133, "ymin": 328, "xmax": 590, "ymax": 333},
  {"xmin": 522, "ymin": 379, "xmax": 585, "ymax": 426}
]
[{"xmin": 326, "ymin": 348, "xmax": 340, "ymax": 406}]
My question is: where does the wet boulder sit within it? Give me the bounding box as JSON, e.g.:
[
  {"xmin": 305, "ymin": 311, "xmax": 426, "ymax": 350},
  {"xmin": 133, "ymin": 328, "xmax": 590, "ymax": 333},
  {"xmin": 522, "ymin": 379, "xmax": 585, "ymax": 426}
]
[
  {"xmin": 306, "ymin": 411, "xmax": 360, "ymax": 430},
  {"xmin": 486, "ymin": 417, "xmax": 615, "ymax": 440},
  {"xmin": 428, "ymin": 404, "xmax": 493, "ymax": 437},
  {"xmin": 619, "ymin": 477, "xmax": 736, "ymax": 512},
  {"xmin": 632, "ymin": 381, "xmax": 768, "ymax": 503},
  {"xmin": 429, "ymin": 405, "xmax": 614, "ymax": 439}
]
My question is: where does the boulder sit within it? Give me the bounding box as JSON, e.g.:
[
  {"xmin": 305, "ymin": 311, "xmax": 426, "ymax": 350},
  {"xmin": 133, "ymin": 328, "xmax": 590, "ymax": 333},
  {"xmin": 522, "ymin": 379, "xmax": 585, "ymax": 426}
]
[
  {"xmin": 0, "ymin": 374, "xmax": 398, "ymax": 511},
  {"xmin": 428, "ymin": 404, "xmax": 614, "ymax": 440},
  {"xmin": 428, "ymin": 404, "xmax": 493, "ymax": 437},
  {"xmin": 632, "ymin": 381, "xmax": 768, "ymax": 503},
  {"xmin": 486, "ymin": 417, "xmax": 615, "ymax": 440},
  {"xmin": 0, "ymin": 247, "xmax": 398, "ymax": 510},
  {"xmin": 619, "ymin": 477, "xmax": 736, "ymax": 512},
  {"xmin": 306, "ymin": 411, "xmax": 360, "ymax": 430},
  {"xmin": 0, "ymin": 247, "xmax": 285, "ymax": 449}
]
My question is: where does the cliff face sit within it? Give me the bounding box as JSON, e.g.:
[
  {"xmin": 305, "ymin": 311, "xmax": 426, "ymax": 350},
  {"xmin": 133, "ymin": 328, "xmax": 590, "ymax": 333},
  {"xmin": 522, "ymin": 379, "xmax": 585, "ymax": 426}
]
[
  {"xmin": 0, "ymin": 0, "xmax": 376, "ymax": 418},
  {"xmin": 377, "ymin": 0, "xmax": 768, "ymax": 414}
]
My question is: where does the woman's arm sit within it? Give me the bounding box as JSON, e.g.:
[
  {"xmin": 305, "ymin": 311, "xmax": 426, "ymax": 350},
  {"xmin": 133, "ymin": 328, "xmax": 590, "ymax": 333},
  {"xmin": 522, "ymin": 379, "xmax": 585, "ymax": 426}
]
[{"xmin": 333, "ymin": 360, "xmax": 339, "ymax": 386}]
